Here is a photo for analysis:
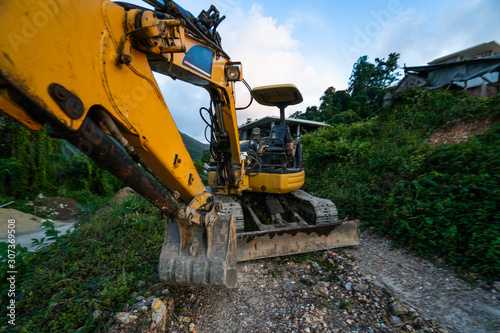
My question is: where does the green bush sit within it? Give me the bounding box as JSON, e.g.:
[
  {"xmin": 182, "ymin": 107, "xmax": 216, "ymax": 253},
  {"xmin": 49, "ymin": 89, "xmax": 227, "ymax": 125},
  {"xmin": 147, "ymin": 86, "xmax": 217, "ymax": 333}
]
[
  {"xmin": 384, "ymin": 127, "xmax": 500, "ymax": 279},
  {"xmin": 0, "ymin": 117, "xmax": 61, "ymax": 199},
  {"xmin": 302, "ymin": 89, "xmax": 500, "ymax": 281},
  {"xmin": 0, "ymin": 115, "xmax": 123, "ymax": 203},
  {"xmin": 0, "ymin": 194, "xmax": 164, "ymax": 331}
]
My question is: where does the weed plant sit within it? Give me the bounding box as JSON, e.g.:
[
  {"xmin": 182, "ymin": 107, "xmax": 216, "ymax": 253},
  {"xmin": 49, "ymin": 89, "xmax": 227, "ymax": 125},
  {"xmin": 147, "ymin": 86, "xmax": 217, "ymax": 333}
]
[
  {"xmin": 301, "ymin": 89, "xmax": 500, "ymax": 281},
  {"xmin": 0, "ymin": 194, "xmax": 165, "ymax": 331}
]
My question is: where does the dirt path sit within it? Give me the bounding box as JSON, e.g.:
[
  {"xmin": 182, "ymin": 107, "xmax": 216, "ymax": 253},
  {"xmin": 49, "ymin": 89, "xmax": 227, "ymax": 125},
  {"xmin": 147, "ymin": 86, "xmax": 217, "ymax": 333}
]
[
  {"xmin": 343, "ymin": 231, "xmax": 500, "ymax": 333},
  {"xmin": 111, "ymin": 230, "xmax": 500, "ymax": 333},
  {"xmin": 0, "ymin": 204, "xmax": 78, "ymax": 251}
]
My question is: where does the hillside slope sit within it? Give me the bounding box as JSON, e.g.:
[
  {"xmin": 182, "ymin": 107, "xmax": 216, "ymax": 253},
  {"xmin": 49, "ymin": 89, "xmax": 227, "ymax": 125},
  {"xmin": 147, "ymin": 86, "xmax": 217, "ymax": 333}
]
[
  {"xmin": 301, "ymin": 89, "xmax": 500, "ymax": 281},
  {"xmin": 180, "ymin": 132, "xmax": 209, "ymax": 161}
]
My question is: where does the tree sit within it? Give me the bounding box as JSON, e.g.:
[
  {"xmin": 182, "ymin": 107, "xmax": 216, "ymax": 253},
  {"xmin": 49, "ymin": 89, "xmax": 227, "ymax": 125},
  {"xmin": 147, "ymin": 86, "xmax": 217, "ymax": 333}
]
[
  {"xmin": 319, "ymin": 87, "xmax": 351, "ymax": 122},
  {"xmin": 348, "ymin": 53, "xmax": 400, "ymax": 93},
  {"xmin": 289, "ymin": 106, "xmax": 320, "ymax": 122},
  {"xmin": 291, "ymin": 52, "xmax": 400, "ymax": 125},
  {"xmin": 347, "ymin": 53, "xmax": 400, "ymax": 119}
]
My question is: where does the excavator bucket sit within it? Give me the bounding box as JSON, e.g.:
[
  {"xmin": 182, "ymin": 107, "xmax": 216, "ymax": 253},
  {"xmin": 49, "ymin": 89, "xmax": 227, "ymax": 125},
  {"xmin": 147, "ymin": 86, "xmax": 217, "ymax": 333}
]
[{"xmin": 158, "ymin": 215, "xmax": 237, "ymax": 288}]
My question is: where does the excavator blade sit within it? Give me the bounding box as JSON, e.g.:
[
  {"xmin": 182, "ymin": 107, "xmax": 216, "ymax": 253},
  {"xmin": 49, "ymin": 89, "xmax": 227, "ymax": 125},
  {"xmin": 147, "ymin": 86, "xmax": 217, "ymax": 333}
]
[
  {"xmin": 158, "ymin": 190, "xmax": 359, "ymax": 287},
  {"xmin": 217, "ymin": 190, "xmax": 361, "ymax": 263},
  {"xmin": 236, "ymin": 220, "xmax": 360, "ymax": 261},
  {"xmin": 158, "ymin": 215, "xmax": 237, "ymax": 288}
]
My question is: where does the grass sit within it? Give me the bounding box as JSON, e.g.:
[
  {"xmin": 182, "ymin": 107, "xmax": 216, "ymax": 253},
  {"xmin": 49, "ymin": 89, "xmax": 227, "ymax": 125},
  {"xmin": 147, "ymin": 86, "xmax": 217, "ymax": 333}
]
[
  {"xmin": 339, "ymin": 299, "xmax": 352, "ymax": 310},
  {"xmin": 0, "ymin": 193, "xmax": 166, "ymax": 332}
]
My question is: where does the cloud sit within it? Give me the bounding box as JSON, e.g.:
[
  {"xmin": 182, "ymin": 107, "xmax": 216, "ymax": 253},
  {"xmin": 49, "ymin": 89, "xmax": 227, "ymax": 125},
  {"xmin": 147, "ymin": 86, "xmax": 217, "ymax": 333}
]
[
  {"xmin": 154, "ymin": 3, "xmax": 337, "ymax": 142},
  {"xmin": 219, "ymin": 4, "xmax": 335, "ymax": 124},
  {"xmin": 365, "ymin": 0, "xmax": 500, "ymax": 68}
]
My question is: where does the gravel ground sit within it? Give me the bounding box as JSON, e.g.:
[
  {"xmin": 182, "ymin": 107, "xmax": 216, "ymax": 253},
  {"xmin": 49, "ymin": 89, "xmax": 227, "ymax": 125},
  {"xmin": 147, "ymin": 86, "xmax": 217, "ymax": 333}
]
[
  {"xmin": 343, "ymin": 230, "xmax": 500, "ymax": 333},
  {"xmin": 110, "ymin": 230, "xmax": 500, "ymax": 333}
]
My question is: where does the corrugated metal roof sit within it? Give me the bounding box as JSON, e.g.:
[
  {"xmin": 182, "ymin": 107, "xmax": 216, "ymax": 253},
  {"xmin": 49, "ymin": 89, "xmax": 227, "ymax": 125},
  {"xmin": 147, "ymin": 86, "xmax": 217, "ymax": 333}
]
[
  {"xmin": 406, "ymin": 54, "xmax": 500, "ymax": 74},
  {"xmin": 401, "ymin": 55, "xmax": 500, "ymax": 90},
  {"xmin": 239, "ymin": 116, "xmax": 327, "ymax": 131}
]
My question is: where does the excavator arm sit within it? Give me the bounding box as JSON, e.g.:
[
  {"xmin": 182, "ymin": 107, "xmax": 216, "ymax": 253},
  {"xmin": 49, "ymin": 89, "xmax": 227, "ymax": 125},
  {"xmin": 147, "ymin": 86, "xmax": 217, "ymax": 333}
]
[
  {"xmin": 0, "ymin": 0, "xmax": 245, "ymax": 287},
  {"xmin": 1, "ymin": 0, "xmax": 244, "ymax": 199},
  {"xmin": 1, "ymin": 0, "xmax": 359, "ymax": 288}
]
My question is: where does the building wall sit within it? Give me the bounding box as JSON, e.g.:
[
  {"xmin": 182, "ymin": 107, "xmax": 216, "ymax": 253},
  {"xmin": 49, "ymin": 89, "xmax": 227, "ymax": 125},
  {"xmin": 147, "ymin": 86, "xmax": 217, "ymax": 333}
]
[{"xmin": 467, "ymin": 83, "xmax": 499, "ymax": 98}]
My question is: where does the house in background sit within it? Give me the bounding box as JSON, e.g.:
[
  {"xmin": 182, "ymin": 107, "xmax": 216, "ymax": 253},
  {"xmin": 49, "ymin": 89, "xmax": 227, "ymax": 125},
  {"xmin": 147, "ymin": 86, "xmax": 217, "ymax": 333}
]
[
  {"xmin": 428, "ymin": 40, "xmax": 500, "ymax": 64},
  {"xmin": 394, "ymin": 41, "xmax": 500, "ymax": 97}
]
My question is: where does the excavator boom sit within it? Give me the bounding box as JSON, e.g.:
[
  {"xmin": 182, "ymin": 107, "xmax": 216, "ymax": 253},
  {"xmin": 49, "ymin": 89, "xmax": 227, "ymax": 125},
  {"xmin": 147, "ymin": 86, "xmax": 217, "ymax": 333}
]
[{"xmin": 0, "ymin": 0, "xmax": 358, "ymax": 288}]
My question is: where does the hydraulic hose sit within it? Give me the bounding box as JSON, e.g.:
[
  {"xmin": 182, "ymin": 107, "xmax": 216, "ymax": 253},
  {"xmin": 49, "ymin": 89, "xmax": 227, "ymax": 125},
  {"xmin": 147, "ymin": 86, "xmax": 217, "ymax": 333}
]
[
  {"xmin": 95, "ymin": 108, "xmax": 179, "ymax": 199},
  {"xmin": 63, "ymin": 116, "xmax": 179, "ymax": 216}
]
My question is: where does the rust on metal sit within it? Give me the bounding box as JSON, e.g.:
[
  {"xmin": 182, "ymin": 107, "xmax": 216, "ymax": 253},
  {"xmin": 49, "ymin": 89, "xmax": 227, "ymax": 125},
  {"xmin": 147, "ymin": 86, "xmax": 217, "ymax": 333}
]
[
  {"xmin": 63, "ymin": 117, "xmax": 179, "ymax": 216},
  {"xmin": 236, "ymin": 220, "xmax": 360, "ymax": 262}
]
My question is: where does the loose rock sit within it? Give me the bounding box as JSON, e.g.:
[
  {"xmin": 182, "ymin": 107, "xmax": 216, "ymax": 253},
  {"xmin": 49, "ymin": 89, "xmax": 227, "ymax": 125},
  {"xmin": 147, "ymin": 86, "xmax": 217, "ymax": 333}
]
[
  {"xmin": 114, "ymin": 312, "xmax": 138, "ymax": 325},
  {"xmin": 353, "ymin": 282, "xmax": 369, "ymax": 292},
  {"xmin": 313, "ymin": 282, "xmax": 329, "ymax": 298},
  {"xmin": 391, "ymin": 315, "xmax": 403, "ymax": 325},
  {"xmin": 392, "ymin": 303, "xmax": 409, "ymax": 316},
  {"xmin": 151, "ymin": 298, "xmax": 167, "ymax": 325},
  {"xmin": 92, "ymin": 310, "xmax": 102, "ymax": 321}
]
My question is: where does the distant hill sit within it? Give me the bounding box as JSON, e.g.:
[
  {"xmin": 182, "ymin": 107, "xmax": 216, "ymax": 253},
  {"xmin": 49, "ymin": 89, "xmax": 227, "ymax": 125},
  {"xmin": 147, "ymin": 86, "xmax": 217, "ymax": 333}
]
[{"xmin": 180, "ymin": 132, "xmax": 209, "ymax": 161}]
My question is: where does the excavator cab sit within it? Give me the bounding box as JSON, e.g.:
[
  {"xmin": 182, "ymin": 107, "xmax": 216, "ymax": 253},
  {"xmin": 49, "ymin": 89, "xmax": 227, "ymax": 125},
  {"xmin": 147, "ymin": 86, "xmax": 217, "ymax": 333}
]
[
  {"xmin": 242, "ymin": 84, "xmax": 304, "ymax": 178},
  {"xmin": 253, "ymin": 84, "xmax": 301, "ymax": 149}
]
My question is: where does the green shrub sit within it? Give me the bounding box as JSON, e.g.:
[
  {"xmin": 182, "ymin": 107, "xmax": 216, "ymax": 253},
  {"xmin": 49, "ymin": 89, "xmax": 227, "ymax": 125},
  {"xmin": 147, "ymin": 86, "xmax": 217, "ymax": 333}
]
[
  {"xmin": 0, "ymin": 194, "xmax": 165, "ymax": 331},
  {"xmin": 0, "ymin": 115, "xmax": 123, "ymax": 202},
  {"xmin": 384, "ymin": 126, "xmax": 500, "ymax": 279},
  {"xmin": 302, "ymin": 89, "xmax": 500, "ymax": 281}
]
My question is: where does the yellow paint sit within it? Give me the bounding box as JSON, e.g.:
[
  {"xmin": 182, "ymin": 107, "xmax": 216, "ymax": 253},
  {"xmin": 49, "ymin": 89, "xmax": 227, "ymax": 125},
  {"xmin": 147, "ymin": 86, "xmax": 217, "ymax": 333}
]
[
  {"xmin": 0, "ymin": 89, "xmax": 42, "ymax": 130},
  {"xmin": 248, "ymin": 171, "xmax": 305, "ymax": 194},
  {"xmin": 0, "ymin": 0, "xmax": 205, "ymax": 202},
  {"xmin": 208, "ymin": 170, "xmax": 304, "ymax": 194},
  {"xmin": 0, "ymin": 0, "xmax": 303, "ymax": 202}
]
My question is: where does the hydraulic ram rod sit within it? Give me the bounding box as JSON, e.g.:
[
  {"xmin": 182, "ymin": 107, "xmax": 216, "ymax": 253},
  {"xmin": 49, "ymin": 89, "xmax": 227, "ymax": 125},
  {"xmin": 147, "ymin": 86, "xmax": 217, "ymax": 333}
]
[{"xmin": 62, "ymin": 117, "xmax": 179, "ymax": 216}]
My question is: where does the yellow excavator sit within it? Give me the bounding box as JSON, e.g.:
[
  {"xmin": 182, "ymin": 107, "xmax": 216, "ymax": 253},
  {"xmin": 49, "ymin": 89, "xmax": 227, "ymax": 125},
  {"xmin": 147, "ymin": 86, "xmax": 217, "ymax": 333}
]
[{"xmin": 0, "ymin": 0, "xmax": 359, "ymax": 288}]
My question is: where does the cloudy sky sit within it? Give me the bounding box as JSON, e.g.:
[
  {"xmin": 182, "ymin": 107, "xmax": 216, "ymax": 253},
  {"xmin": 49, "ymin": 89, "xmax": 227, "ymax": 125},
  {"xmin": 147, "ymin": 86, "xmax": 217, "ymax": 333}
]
[{"xmin": 127, "ymin": 0, "xmax": 499, "ymax": 142}]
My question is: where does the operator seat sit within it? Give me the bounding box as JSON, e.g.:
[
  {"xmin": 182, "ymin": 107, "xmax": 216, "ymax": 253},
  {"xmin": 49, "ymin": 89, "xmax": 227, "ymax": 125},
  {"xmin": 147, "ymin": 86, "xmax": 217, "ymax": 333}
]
[{"xmin": 268, "ymin": 125, "xmax": 293, "ymax": 151}]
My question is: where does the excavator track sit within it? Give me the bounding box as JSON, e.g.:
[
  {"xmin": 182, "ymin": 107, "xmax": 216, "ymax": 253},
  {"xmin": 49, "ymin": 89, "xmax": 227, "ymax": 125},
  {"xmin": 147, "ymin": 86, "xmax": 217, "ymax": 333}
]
[
  {"xmin": 285, "ymin": 190, "xmax": 339, "ymax": 224},
  {"xmin": 215, "ymin": 194, "xmax": 245, "ymax": 232},
  {"xmin": 216, "ymin": 190, "xmax": 360, "ymax": 262}
]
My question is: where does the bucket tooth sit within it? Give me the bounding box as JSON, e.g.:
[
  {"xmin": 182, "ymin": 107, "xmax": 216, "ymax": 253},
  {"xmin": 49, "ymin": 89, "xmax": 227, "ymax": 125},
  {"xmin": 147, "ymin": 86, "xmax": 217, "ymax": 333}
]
[{"xmin": 158, "ymin": 215, "xmax": 237, "ymax": 288}]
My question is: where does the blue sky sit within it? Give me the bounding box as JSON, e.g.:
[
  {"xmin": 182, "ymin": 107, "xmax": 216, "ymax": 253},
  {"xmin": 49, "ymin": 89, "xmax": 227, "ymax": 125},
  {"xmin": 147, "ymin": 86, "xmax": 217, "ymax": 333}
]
[{"xmin": 126, "ymin": 0, "xmax": 500, "ymax": 142}]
